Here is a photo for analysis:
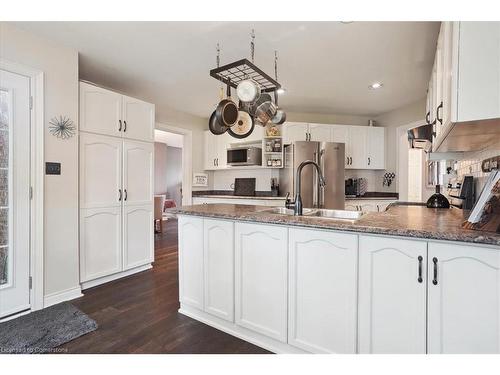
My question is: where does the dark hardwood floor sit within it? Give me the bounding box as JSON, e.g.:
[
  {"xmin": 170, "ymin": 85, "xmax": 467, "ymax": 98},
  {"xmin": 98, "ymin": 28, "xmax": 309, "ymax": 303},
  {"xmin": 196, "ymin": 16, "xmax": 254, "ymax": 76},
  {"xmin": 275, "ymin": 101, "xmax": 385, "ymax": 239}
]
[{"xmin": 61, "ymin": 219, "xmax": 269, "ymax": 354}]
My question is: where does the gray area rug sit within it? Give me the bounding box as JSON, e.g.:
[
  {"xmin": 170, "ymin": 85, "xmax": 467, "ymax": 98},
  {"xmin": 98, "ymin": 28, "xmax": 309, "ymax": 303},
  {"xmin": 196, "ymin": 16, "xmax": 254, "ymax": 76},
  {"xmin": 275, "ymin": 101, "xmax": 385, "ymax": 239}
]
[{"xmin": 0, "ymin": 302, "xmax": 97, "ymax": 354}]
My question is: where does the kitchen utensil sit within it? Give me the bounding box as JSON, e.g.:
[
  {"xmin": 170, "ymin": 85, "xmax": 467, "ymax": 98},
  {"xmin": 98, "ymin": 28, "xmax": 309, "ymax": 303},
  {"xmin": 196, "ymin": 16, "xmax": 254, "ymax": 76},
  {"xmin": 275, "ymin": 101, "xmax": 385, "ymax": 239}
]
[
  {"xmin": 237, "ymin": 79, "xmax": 261, "ymax": 103},
  {"xmin": 255, "ymin": 100, "xmax": 277, "ymax": 125},
  {"xmin": 271, "ymin": 89, "xmax": 287, "ymax": 124},
  {"xmin": 208, "ymin": 87, "xmax": 230, "ymax": 135},
  {"xmin": 215, "ymin": 81, "xmax": 238, "ymax": 127},
  {"xmin": 426, "ymin": 185, "xmax": 450, "ymax": 209},
  {"xmin": 228, "ymin": 110, "xmax": 255, "ymax": 139}
]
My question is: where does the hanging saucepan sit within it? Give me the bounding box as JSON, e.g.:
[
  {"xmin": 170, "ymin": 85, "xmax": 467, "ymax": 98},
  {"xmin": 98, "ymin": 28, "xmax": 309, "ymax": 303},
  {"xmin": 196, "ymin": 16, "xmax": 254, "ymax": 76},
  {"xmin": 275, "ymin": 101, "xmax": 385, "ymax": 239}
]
[
  {"xmin": 254, "ymin": 92, "xmax": 277, "ymax": 125},
  {"xmin": 215, "ymin": 81, "xmax": 239, "ymax": 128},
  {"xmin": 271, "ymin": 89, "xmax": 287, "ymax": 125},
  {"xmin": 228, "ymin": 102, "xmax": 255, "ymax": 139},
  {"xmin": 236, "ymin": 78, "xmax": 261, "ymax": 103},
  {"xmin": 208, "ymin": 87, "xmax": 230, "ymax": 135}
]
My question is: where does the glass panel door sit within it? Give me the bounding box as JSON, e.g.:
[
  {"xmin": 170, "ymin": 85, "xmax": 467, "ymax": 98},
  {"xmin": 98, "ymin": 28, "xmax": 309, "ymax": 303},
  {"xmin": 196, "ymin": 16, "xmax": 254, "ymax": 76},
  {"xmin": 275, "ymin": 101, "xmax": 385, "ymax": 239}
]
[{"xmin": 0, "ymin": 88, "xmax": 10, "ymax": 286}]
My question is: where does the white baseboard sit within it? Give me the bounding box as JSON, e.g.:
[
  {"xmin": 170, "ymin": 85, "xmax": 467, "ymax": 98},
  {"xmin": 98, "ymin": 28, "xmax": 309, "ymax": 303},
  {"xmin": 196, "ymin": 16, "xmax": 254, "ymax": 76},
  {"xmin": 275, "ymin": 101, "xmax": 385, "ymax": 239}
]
[
  {"xmin": 179, "ymin": 304, "xmax": 307, "ymax": 354},
  {"xmin": 81, "ymin": 264, "xmax": 152, "ymax": 290},
  {"xmin": 44, "ymin": 286, "xmax": 83, "ymax": 308}
]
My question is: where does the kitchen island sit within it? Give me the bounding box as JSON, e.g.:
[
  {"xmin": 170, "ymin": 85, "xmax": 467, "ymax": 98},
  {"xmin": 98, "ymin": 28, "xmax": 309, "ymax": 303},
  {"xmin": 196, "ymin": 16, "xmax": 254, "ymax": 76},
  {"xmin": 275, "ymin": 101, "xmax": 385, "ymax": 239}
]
[{"xmin": 169, "ymin": 203, "xmax": 500, "ymax": 354}]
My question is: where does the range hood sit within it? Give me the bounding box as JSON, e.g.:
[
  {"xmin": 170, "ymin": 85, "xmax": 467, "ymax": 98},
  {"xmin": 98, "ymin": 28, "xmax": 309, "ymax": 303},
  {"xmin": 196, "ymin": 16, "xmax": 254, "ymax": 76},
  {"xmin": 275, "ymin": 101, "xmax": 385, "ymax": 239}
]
[
  {"xmin": 433, "ymin": 118, "xmax": 500, "ymax": 152},
  {"xmin": 408, "ymin": 124, "xmax": 433, "ymax": 152}
]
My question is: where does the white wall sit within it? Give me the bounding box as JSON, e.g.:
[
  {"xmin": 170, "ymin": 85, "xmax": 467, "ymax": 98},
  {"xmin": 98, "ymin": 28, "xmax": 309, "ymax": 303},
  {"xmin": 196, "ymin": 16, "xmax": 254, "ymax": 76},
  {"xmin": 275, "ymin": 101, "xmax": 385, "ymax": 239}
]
[
  {"xmin": 166, "ymin": 146, "xmax": 182, "ymax": 206},
  {"xmin": 0, "ymin": 23, "xmax": 80, "ymax": 298},
  {"xmin": 154, "ymin": 142, "xmax": 168, "ymax": 195}
]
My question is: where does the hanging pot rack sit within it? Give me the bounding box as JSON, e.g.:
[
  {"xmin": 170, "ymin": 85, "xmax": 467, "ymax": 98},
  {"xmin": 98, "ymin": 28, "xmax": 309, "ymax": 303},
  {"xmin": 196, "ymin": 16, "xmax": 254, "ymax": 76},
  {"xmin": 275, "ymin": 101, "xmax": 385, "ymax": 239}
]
[{"xmin": 209, "ymin": 29, "xmax": 282, "ymax": 93}]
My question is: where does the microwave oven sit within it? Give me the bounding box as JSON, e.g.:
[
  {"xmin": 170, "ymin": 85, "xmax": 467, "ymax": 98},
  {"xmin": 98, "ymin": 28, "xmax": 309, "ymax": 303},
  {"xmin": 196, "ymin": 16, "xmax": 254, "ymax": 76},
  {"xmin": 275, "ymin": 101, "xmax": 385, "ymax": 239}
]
[{"xmin": 227, "ymin": 147, "xmax": 262, "ymax": 166}]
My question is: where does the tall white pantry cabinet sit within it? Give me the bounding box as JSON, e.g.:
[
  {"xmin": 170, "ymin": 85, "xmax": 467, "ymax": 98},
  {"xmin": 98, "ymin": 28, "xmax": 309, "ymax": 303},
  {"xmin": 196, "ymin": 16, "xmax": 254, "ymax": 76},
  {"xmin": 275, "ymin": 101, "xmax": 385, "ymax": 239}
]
[{"xmin": 79, "ymin": 81, "xmax": 155, "ymax": 287}]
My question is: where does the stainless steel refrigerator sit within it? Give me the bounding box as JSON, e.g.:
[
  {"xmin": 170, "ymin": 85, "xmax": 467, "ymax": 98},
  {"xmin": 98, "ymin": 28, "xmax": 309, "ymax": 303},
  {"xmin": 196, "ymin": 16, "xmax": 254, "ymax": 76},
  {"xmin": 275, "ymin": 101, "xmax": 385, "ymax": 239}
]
[{"xmin": 279, "ymin": 141, "xmax": 345, "ymax": 209}]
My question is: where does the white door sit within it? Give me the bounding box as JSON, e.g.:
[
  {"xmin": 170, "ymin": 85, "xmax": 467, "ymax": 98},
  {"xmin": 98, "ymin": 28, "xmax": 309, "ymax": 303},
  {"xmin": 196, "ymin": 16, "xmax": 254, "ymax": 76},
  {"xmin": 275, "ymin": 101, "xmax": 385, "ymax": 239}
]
[
  {"xmin": 428, "ymin": 242, "xmax": 500, "ymax": 354},
  {"xmin": 235, "ymin": 222, "xmax": 288, "ymax": 342},
  {"xmin": 308, "ymin": 123, "xmax": 332, "ymax": 142},
  {"xmin": 123, "ymin": 205, "xmax": 153, "ymax": 270},
  {"xmin": 367, "ymin": 127, "xmax": 385, "ymax": 169},
  {"xmin": 283, "ymin": 122, "xmax": 309, "ymax": 144},
  {"xmin": 80, "ymin": 133, "xmax": 122, "ymax": 209},
  {"xmin": 331, "ymin": 125, "xmax": 350, "ymax": 168},
  {"xmin": 79, "ymin": 82, "xmax": 122, "ymax": 137},
  {"xmin": 0, "ymin": 70, "xmax": 31, "ymax": 318},
  {"xmin": 80, "ymin": 207, "xmax": 122, "ymax": 282},
  {"xmin": 122, "ymin": 95, "xmax": 154, "ymax": 142},
  {"xmin": 349, "ymin": 126, "xmax": 368, "ymax": 169},
  {"xmin": 203, "ymin": 219, "xmax": 234, "ymax": 322},
  {"xmin": 178, "ymin": 216, "xmax": 204, "ymax": 309},
  {"xmin": 358, "ymin": 235, "xmax": 427, "ymax": 353},
  {"xmin": 123, "ymin": 140, "xmax": 153, "ymax": 207},
  {"xmin": 288, "ymin": 228, "xmax": 358, "ymax": 353}
]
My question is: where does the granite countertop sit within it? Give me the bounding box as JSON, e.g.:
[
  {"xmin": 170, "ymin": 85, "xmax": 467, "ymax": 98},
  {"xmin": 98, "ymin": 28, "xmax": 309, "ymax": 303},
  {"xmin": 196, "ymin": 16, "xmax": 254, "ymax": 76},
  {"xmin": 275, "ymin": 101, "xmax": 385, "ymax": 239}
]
[{"xmin": 168, "ymin": 203, "xmax": 500, "ymax": 246}]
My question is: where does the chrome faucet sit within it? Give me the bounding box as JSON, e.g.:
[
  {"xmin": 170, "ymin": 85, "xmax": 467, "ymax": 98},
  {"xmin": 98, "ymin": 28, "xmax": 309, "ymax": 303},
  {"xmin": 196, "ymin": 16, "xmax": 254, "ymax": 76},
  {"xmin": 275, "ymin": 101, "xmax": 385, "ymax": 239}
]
[{"xmin": 285, "ymin": 160, "xmax": 326, "ymax": 215}]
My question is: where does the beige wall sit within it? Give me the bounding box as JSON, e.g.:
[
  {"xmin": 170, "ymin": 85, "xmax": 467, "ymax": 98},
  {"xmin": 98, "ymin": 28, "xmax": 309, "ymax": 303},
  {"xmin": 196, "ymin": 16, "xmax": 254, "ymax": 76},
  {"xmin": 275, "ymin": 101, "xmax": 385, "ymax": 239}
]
[
  {"xmin": 286, "ymin": 111, "xmax": 372, "ymax": 126},
  {"xmin": 0, "ymin": 23, "xmax": 80, "ymax": 298},
  {"xmin": 154, "ymin": 142, "xmax": 168, "ymax": 195}
]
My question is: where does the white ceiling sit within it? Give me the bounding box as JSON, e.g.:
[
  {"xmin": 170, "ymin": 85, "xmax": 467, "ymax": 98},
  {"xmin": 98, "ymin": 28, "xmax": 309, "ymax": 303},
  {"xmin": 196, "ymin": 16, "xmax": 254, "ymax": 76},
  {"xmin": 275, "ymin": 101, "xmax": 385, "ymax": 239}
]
[
  {"xmin": 154, "ymin": 129, "xmax": 183, "ymax": 148},
  {"xmin": 15, "ymin": 21, "xmax": 440, "ymax": 118}
]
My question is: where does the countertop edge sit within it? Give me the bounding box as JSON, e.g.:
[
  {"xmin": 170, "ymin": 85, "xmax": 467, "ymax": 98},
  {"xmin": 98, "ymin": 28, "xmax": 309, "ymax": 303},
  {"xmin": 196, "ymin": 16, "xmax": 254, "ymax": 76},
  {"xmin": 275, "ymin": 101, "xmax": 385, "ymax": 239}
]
[{"xmin": 169, "ymin": 208, "xmax": 500, "ymax": 247}]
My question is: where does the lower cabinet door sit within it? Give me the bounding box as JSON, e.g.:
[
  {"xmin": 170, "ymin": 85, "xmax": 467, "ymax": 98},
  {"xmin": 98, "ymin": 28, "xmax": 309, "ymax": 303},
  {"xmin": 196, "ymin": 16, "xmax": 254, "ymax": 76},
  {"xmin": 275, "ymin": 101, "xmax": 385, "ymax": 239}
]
[
  {"xmin": 428, "ymin": 242, "xmax": 500, "ymax": 354},
  {"xmin": 123, "ymin": 204, "xmax": 153, "ymax": 270},
  {"xmin": 178, "ymin": 216, "xmax": 204, "ymax": 309},
  {"xmin": 235, "ymin": 223, "xmax": 288, "ymax": 342},
  {"xmin": 288, "ymin": 228, "xmax": 358, "ymax": 353},
  {"xmin": 80, "ymin": 207, "xmax": 122, "ymax": 282},
  {"xmin": 358, "ymin": 235, "xmax": 427, "ymax": 353},
  {"xmin": 203, "ymin": 219, "xmax": 234, "ymax": 322}
]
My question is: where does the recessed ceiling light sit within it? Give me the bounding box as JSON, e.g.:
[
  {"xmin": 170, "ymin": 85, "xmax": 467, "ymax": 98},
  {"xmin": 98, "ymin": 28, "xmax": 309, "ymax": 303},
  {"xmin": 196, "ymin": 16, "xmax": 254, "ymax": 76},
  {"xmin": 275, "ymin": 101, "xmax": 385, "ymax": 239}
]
[
  {"xmin": 277, "ymin": 88, "xmax": 286, "ymax": 94},
  {"xmin": 369, "ymin": 82, "xmax": 383, "ymax": 90}
]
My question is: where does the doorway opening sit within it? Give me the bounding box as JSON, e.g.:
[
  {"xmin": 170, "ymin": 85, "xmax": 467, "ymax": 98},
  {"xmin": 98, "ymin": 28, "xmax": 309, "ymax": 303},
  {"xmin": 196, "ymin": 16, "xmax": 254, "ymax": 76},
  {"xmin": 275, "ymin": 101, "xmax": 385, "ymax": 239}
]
[{"xmin": 153, "ymin": 129, "xmax": 183, "ymax": 235}]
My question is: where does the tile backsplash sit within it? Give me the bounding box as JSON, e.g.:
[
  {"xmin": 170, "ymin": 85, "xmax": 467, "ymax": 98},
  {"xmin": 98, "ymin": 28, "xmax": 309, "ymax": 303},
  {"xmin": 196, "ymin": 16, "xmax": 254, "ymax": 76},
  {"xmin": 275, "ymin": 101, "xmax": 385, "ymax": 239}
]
[{"xmin": 455, "ymin": 147, "xmax": 500, "ymax": 194}]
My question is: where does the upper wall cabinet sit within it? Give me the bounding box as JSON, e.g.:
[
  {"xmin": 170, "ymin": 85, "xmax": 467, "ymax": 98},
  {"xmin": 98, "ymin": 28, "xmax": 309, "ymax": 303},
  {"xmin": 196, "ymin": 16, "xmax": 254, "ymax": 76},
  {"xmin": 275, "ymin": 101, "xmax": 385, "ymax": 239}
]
[
  {"xmin": 430, "ymin": 22, "xmax": 500, "ymax": 152},
  {"xmin": 80, "ymin": 81, "xmax": 155, "ymax": 142}
]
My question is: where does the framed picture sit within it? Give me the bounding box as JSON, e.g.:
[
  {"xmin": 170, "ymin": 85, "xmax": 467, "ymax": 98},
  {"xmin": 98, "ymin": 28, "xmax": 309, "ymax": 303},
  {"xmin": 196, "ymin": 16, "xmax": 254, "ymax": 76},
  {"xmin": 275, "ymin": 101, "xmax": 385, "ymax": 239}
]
[{"xmin": 193, "ymin": 173, "xmax": 208, "ymax": 187}]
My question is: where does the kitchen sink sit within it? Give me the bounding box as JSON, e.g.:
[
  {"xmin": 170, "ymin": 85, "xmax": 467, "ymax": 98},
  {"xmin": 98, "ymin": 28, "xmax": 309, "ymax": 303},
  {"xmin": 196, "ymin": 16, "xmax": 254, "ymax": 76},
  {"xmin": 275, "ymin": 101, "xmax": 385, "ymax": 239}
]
[
  {"xmin": 259, "ymin": 207, "xmax": 364, "ymax": 220},
  {"xmin": 259, "ymin": 207, "xmax": 316, "ymax": 216},
  {"xmin": 305, "ymin": 209, "xmax": 364, "ymax": 220}
]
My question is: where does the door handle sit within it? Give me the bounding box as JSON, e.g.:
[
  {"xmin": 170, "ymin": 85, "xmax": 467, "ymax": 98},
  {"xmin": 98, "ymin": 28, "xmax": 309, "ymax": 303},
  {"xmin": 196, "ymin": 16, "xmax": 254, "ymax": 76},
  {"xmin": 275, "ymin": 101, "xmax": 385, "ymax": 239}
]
[
  {"xmin": 436, "ymin": 102, "xmax": 443, "ymax": 125},
  {"xmin": 123, "ymin": 120, "xmax": 127, "ymax": 132},
  {"xmin": 118, "ymin": 120, "xmax": 122, "ymax": 132},
  {"xmin": 118, "ymin": 189, "xmax": 122, "ymax": 201},
  {"xmin": 124, "ymin": 189, "xmax": 128, "ymax": 201},
  {"xmin": 349, "ymin": 157, "xmax": 352, "ymax": 165},
  {"xmin": 368, "ymin": 157, "xmax": 371, "ymax": 166},
  {"xmin": 346, "ymin": 157, "xmax": 349, "ymax": 165},
  {"xmin": 432, "ymin": 257, "xmax": 438, "ymax": 285},
  {"xmin": 418, "ymin": 256, "xmax": 423, "ymax": 283},
  {"xmin": 426, "ymin": 111, "xmax": 430, "ymax": 125}
]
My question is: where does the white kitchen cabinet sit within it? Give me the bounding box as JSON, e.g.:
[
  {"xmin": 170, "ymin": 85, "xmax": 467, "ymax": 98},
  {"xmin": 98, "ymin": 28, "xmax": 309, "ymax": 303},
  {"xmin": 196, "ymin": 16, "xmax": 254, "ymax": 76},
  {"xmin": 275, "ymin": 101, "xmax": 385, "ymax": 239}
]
[
  {"xmin": 178, "ymin": 216, "xmax": 204, "ymax": 309},
  {"xmin": 348, "ymin": 126, "xmax": 368, "ymax": 169},
  {"xmin": 358, "ymin": 235, "xmax": 427, "ymax": 354},
  {"xmin": 427, "ymin": 242, "xmax": 500, "ymax": 354},
  {"xmin": 80, "ymin": 81, "xmax": 154, "ymax": 142},
  {"xmin": 366, "ymin": 127, "xmax": 385, "ymax": 169},
  {"xmin": 123, "ymin": 205, "xmax": 153, "ymax": 270},
  {"xmin": 331, "ymin": 125, "xmax": 351, "ymax": 168},
  {"xmin": 283, "ymin": 122, "xmax": 309, "ymax": 143},
  {"xmin": 80, "ymin": 132, "xmax": 122, "ymax": 209},
  {"xmin": 123, "ymin": 140, "xmax": 154, "ymax": 206},
  {"xmin": 203, "ymin": 219, "xmax": 234, "ymax": 322},
  {"xmin": 288, "ymin": 228, "xmax": 358, "ymax": 353},
  {"xmin": 80, "ymin": 207, "xmax": 122, "ymax": 282},
  {"xmin": 122, "ymin": 95, "xmax": 155, "ymax": 142},
  {"xmin": 345, "ymin": 199, "xmax": 397, "ymax": 213},
  {"xmin": 204, "ymin": 130, "xmax": 230, "ymax": 170},
  {"xmin": 80, "ymin": 82, "xmax": 122, "ymax": 137},
  {"xmin": 235, "ymin": 223, "xmax": 288, "ymax": 342},
  {"xmin": 308, "ymin": 123, "xmax": 332, "ymax": 142}
]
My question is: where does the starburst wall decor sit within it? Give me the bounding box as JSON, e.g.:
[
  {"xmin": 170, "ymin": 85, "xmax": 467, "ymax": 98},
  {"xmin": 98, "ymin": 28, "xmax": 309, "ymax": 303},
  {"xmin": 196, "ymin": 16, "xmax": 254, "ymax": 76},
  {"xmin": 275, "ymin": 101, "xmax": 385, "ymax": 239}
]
[{"xmin": 49, "ymin": 115, "xmax": 75, "ymax": 139}]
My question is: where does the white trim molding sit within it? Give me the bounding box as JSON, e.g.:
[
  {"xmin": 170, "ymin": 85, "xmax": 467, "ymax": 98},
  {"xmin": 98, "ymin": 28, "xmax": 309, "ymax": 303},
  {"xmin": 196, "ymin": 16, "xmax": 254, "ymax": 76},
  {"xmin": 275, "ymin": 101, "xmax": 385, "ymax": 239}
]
[
  {"xmin": 44, "ymin": 286, "xmax": 83, "ymax": 308},
  {"xmin": 155, "ymin": 122, "xmax": 193, "ymax": 206},
  {"xmin": 0, "ymin": 58, "xmax": 45, "ymax": 312}
]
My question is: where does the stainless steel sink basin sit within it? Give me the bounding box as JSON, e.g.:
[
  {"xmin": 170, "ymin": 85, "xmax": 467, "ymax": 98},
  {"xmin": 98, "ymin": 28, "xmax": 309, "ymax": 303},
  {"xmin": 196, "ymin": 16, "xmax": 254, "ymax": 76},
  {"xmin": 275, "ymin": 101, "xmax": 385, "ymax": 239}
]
[
  {"xmin": 259, "ymin": 207, "xmax": 363, "ymax": 220},
  {"xmin": 305, "ymin": 209, "xmax": 364, "ymax": 220},
  {"xmin": 260, "ymin": 207, "xmax": 316, "ymax": 216}
]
